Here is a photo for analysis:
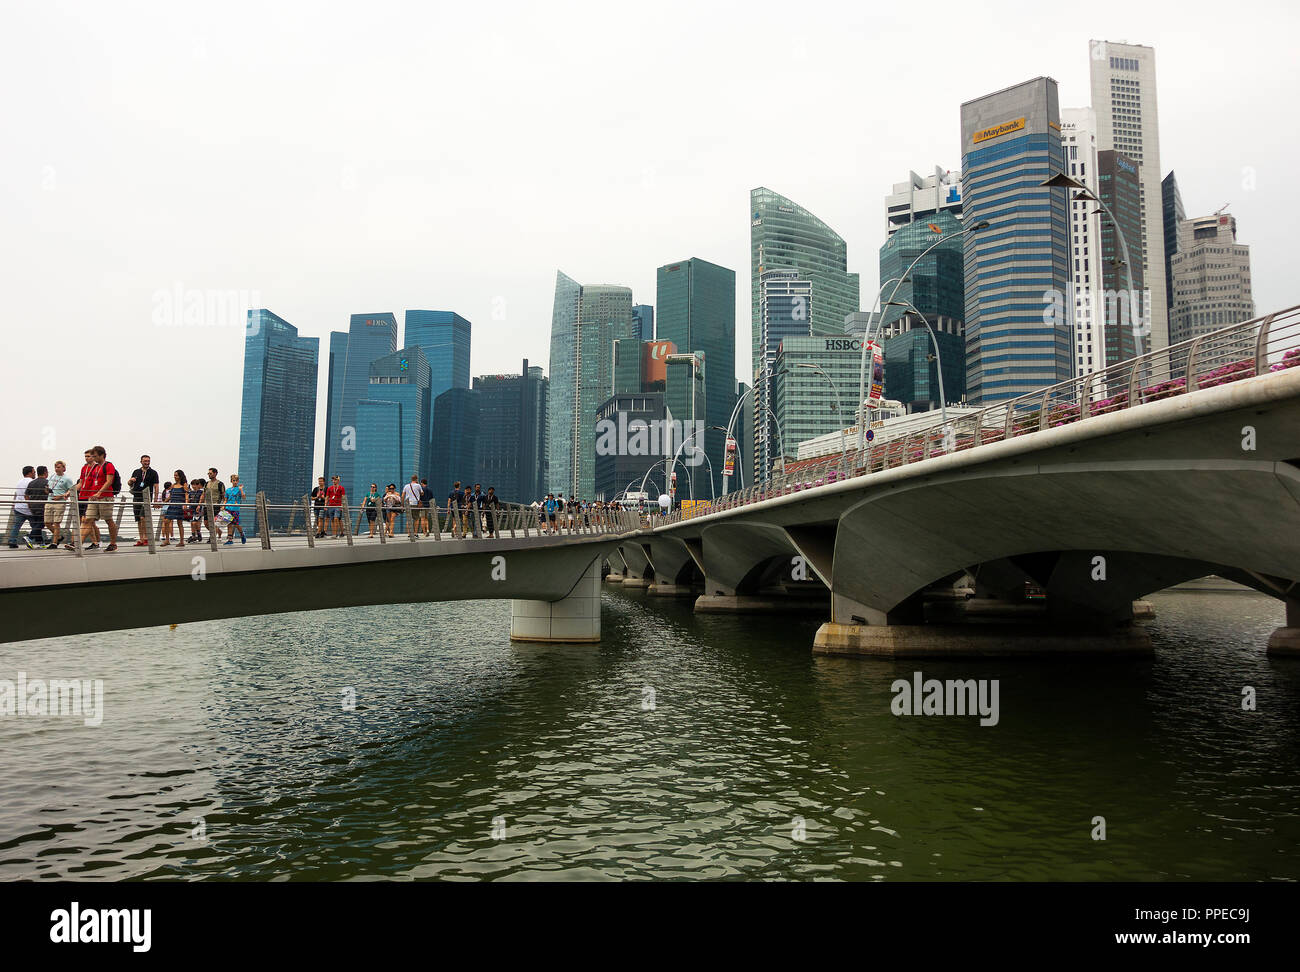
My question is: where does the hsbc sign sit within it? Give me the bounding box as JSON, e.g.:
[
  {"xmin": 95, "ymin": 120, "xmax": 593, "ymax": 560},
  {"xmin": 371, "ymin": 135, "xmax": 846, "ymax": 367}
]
[{"xmin": 823, "ymin": 339, "xmax": 862, "ymax": 352}]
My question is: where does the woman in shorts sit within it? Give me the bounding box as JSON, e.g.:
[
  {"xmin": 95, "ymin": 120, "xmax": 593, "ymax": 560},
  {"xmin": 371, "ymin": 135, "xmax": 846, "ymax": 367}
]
[
  {"xmin": 160, "ymin": 470, "xmax": 187, "ymax": 546},
  {"xmin": 362, "ymin": 484, "xmax": 380, "ymax": 538}
]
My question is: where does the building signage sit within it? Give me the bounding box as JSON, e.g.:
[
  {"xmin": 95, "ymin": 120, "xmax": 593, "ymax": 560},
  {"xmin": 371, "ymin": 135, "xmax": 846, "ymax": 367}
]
[
  {"xmin": 823, "ymin": 338, "xmax": 863, "ymax": 352},
  {"xmin": 972, "ymin": 117, "xmax": 1026, "ymax": 144},
  {"xmin": 723, "ymin": 436, "xmax": 737, "ymax": 478},
  {"xmin": 1048, "ymin": 120, "xmax": 1062, "ymax": 132},
  {"xmin": 1116, "ymin": 156, "xmax": 1137, "ymax": 175}
]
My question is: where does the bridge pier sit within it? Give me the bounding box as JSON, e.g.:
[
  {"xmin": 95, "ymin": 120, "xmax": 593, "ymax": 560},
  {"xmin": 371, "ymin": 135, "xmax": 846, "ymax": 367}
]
[
  {"xmin": 618, "ymin": 542, "xmax": 653, "ymax": 588},
  {"xmin": 1267, "ymin": 599, "xmax": 1300, "ymax": 656},
  {"xmin": 510, "ymin": 558, "xmax": 602, "ymax": 644}
]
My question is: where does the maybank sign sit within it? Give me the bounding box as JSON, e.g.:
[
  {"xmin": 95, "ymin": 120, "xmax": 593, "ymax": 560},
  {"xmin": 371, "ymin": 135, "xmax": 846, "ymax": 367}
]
[{"xmin": 973, "ymin": 117, "xmax": 1026, "ymax": 144}]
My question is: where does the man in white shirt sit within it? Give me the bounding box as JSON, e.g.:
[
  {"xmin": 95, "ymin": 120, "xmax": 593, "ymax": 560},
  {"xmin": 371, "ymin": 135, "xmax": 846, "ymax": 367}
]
[
  {"xmin": 7, "ymin": 465, "xmax": 37, "ymax": 549},
  {"xmin": 401, "ymin": 476, "xmax": 423, "ymax": 535}
]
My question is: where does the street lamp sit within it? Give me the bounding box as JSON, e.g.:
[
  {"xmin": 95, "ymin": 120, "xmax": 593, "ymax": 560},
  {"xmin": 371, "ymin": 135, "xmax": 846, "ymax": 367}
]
[
  {"xmin": 885, "ymin": 298, "xmax": 949, "ymax": 425},
  {"xmin": 1041, "ymin": 171, "xmax": 1138, "ymax": 342},
  {"xmin": 856, "ymin": 220, "xmax": 990, "ymax": 453}
]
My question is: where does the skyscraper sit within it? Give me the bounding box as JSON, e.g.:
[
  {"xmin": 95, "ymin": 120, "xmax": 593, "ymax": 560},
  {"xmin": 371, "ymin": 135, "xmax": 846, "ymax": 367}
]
[
  {"xmin": 755, "ymin": 269, "xmax": 813, "ymax": 474},
  {"xmin": 885, "ymin": 167, "xmax": 963, "ymax": 237},
  {"xmin": 1162, "ymin": 172, "xmax": 1185, "ymax": 316},
  {"xmin": 238, "ymin": 309, "xmax": 319, "ymax": 526},
  {"xmin": 878, "ymin": 211, "xmax": 967, "ymax": 410},
  {"xmin": 353, "ymin": 348, "xmax": 432, "ymax": 493},
  {"xmin": 1097, "ymin": 150, "xmax": 1142, "ymax": 367},
  {"xmin": 1090, "ymin": 40, "xmax": 1168, "ymax": 349},
  {"xmin": 750, "ymin": 188, "xmax": 860, "ymax": 364},
  {"xmin": 546, "ymin": 271, "xmax": 636, "ymax": 498},
  {"xmin": 960, "ymin": 77, "xmax": 1071, "ymax": 403},
  {"xmin": 473, "ymin": 360, "xmax": 549, "ymax": 503},
  {"xmin": 404, "ymin": 310, "xmax": 471, "ymax": 404},
  {"xmin": 1170, "ymin": 212, "xmax": 1254, "ymax": 345},
  {"xmin": 324, "ymin": 331, "xmax": 348, "ymax": 479},
  {"xmin": 333, "ymin": 313, "xmax": 397, "ymax": 500},
  {"xmin": 655, "ymin": 257, "xmax": 736, "ymax": 487},
  {"xmin": 632, "ymin": 304, "xmax": 654, "ymax": 343},
  {"xmin": 430, "ymin": 386, "xmax": 480, "ymax": 499},
  {"xmin": 1061, "ymin": 108, "xmax": 1106, "ymax": 376},
  {"xmin": 774, "ymin": 336, "xmax": 868, "ymax": 455}
]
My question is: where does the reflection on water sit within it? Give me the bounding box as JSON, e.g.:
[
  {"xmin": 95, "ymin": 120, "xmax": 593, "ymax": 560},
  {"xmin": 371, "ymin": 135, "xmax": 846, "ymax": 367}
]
[{"xmin": 0, "ymin": 588, "xmax": 1296, "ymax": 881}]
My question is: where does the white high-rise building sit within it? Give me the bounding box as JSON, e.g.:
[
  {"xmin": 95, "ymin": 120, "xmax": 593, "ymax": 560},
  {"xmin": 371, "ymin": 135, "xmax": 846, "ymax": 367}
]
[
  {"xmin": 1061, "ymin": 108, "xmax": 1105, "ymax": 376},
  {"xmin": 1170, "ymin": 213, "xmax": 1255, "ymax": 345},
  {"xmin": 884, "ymin": 167, "xmax": 963, "ymax": 237},
  {"xmin": 1089, "ymin": 40, "xmax": 1167, "ymax": 352}
]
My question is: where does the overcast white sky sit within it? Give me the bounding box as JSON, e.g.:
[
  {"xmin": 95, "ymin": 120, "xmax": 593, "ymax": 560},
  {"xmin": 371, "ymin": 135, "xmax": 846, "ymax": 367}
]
[{"xmin": 3, "ymin": 0, "xmax": 1297, "ymax": 482}]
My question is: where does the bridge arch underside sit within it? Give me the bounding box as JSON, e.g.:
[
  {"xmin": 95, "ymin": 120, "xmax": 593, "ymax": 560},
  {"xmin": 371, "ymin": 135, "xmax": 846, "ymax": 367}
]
[
  {"xmin": 830, "ymin": 460, "xmax": 1300, "ymax": 629},
  {"xmin": 697, "ymin": 522, "xmax": 828, "ymax": 598},
  {"xmin": 0, "ymin": 540, "xmax": 616, "ymax": 645},
  {"xmin": 643, "ymin": 537, "xmax": 703, "ymax": 591}
]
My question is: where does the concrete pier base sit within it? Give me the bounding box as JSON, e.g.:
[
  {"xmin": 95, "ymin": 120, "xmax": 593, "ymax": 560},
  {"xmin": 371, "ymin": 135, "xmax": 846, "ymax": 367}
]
[
  {"xmin": 812, "ymin": 622, "xmax": 1153, "ymax": 658},
  {"xmin": 1267, "ymin": 601, "xmax": 1300, "ymax": 656},
  {"xmin": 604, "ymin": 572, "xmax": 625, "ymax": 584},
  {"xmin": 511, "ymin": 559, "xmax": 602, "ymax": 643},
  {"xmin": 1267, "ymin": 629, "xmax": 1300, "ymax": 655},
  {"xmin": 695, "ymin": 594, "xmax": 829, "ymax": 615},
  {"xmin": 1131, "ymin": 600, "xmax": 1156, "ymax": 620},
  {"xmin": 621, "ymin": 575, "xmax": 652, "ymax": 589},
  {"xmin": 648, "ymin": 582, "xmax": 696, "ymax": 597}
]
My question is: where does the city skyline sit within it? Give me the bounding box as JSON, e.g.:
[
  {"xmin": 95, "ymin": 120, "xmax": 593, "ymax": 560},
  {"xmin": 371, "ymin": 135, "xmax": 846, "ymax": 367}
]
[{"xmin": 4, "ymin": 2, "xmax": 1296, "ymax": 482}]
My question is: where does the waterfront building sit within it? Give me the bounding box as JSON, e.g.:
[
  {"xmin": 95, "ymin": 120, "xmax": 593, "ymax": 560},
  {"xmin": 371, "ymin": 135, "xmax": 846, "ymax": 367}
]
[
  {"xmin": 592, "ymin": 391, "xmax": 667, "ymax": 503},
  {"xmin": 429, "ymin": 386, "xmax": 480, "ymax": 497},
  {"xmin": 403, "ymin": 310, "xmax": 471, "ymax": 405},
  {"xmin": 545, "ymin": 271, "xmax": 637, "ymax": 498},
  {"xmin": 754, "ymin": 269, "xmax": 814, "ymax": 476},
  {"xmin": 1061, "ymin": 108, "xmax": 1106, "ymax": 376},
  {"xmin": 1162, "ymin": 172, "xmax": 1185, "ymax": 317},
  {"xmin": 960, "ymin": 77, "xmax": 1071, "ymax": 404},
  {"xmin": 632, "ymin": 304, "xmax": 654, "ymax": 343},
  {"xmin": 333, "ymin": 313, "xmax": 398, "ymax": 500},
  {"xmin": 1090, "ymin": 40, "xmax": 1168, "ymax": 348},
  {"xmin": 773, "ymin": 336, "xmax": 868, "ymax": 457},
  {"xmin": 655, "ymin": 257, "xmax": 736, "ymax": 487},
  {"xmin": 1097, "ymin": 150, "xmax": 1142, "ymax": 366},
  {"xmin": 1170, "ymin": 212, "xmax": 1254, "ymax": 344},
  {"xmin": 353, "ymin": 348, "xmax": 432, "ymax": 493},
  {"xmin": 324, "ymin": 331, "xmax": 348, "ymax": 479},
  {"xmin": 237, "ymin": 309, "xmax": 319, "ymax": 528},
  {"xmin": 473, "ymin": 360, "xmax": 549, "ymax": 504}
]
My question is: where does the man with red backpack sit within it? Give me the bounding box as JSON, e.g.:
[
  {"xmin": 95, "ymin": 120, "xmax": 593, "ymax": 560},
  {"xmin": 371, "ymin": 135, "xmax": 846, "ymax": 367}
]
[{"xmin": 70, "ymin": 445, "xmax": 120, "ymax": 552}]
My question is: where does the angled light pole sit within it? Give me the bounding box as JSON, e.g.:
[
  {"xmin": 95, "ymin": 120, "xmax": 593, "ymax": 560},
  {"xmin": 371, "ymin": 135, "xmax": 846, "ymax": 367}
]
[
  {"xmin": 1041, "ymin": 171, "xmax": 1137, "ymax": 345},
  {"xmin": 855, "ymin": 219, "xmax": 990, "ymax": 453},
  {"xmin": 794, "ymin": 362, "xmax": 847, "ymax": 464}
]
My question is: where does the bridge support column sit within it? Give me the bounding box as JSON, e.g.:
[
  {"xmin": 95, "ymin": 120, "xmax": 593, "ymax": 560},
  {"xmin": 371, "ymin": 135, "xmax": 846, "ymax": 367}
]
[
  {"xmin": 510, "ymin": 558, "xmax": 602, "ymax": 644},
  {"xmin": 648, "ymin": 582, "xmax": 695, "ymax": 597},
  {"xmin": 812, "ymin": 622, "xmax": 1152, "ymax": 657},
  {"xmin": 695, "ymin": 588, "xmax": 830, "ymax": 614},
  {"xmin": 1266, "ymin": 599, "xmax": 1300, "ymax": 656}
]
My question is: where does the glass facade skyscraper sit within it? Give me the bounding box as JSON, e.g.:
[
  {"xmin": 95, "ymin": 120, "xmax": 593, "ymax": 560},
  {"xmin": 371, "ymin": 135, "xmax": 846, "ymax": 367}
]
[
  {"xmin": 353, "ymin": 348, "xmax": 432, "ymax": 493},
  {"xmin": 960, "ymin": 77, "xmax": 1071, "ymax": 404},
  {"xmin": 1097, "ymin": 150, "xmax": 1142, "ymax": 367},
  {"xmin": 655, "ymin": 257, "xmax": 735, "ymax": 487},
  {"xmin": 333, "ymin": 313, "xmax": 398, "ymax": 500},
  {"xmin": 546, "ymin": 272, "xmax": 636, "ymax": 499},
  {"xmin": 632, "ymin": 304, "xmax": 654, "ymax": 343},
  {"xmin": 754, "ymin": 269, "xmax": 813, "ymax": 476},
  {"xmin": 404, "ymin": 310, "xmax": 471, "ymax": 405},
  {"xmin": 774, "ymin": 336, "xmax": 866, "ymax": 455},
  {"xmin": 238, "ymin": 309, "xmax": 319, "ymax": 527},
  {"xmin": 430, "ymin": 387, "xmax": 480, "ymax": 498},
  {"xmin": 749, "ymin": 187, "xmax": 860, "ymax": 364},
  {"xmin": 473, "ymin": 360, "xmax": 549, "ymax": 503}
]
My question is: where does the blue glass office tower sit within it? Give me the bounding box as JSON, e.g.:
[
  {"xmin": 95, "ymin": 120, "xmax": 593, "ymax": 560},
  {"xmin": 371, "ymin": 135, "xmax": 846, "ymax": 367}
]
[
  {"xmin": 632, "ymin": 304, "xmax": 654, "ymax": 343},
  {"xmin": 656, "ymin": 257, "xmax": 735, "ymax": 491},
  {"xmin": 238, "ymin": 309, "xmax": 319, "ymax": 528},
  {"xmin": 404, "ymin": 310, "xmax": 471, "ymax": 404},
  {"xmin": 430, "ymin": 387, "xmax": 480, "ymax": 497},
  {"xmin": 960, "ymin": 77, "xmax": 1071, "ymax": 403},
  {"xmin": 333, "ymin": 313, "xmax": 398, "ymax": 499},
  {"xmin": 354, "ymin": 348, "xmax": 432, "ymax": 493},
  {"xmin": 324, "ymin": 331, "xmax": 348, "ymax": 479}
]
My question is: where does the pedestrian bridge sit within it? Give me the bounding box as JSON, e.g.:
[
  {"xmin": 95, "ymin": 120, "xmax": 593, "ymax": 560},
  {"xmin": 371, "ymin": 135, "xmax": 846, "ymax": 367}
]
[{"xmin": 3, "ymin": 307, "xmax": 1300, "ymax": 655}]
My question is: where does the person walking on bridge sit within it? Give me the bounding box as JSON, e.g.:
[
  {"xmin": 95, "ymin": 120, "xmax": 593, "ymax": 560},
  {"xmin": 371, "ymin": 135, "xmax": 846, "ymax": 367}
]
[
  {"xmin": 484, "ymin": 486, "xmax": 501, "ymax": 538},
  {"xmin": 361, "ymin": 484, "xmax": 380, "ymax": 538},
  {"xmin": 402, "ymin": 476, "xmax": 423, "ymax": 535},
  {"xmin": 223, "ymin": 473, "xmax": 247, "ymax": 545},
  {"xmin": 325, "ymin": 475, "xmax": 346, "ymax": 538},
  {"xmin": 128, "ymin": 455, "xmax": 160, "ymax": 547},
  {"xmin": 72, "ymin": 446, "xmax": 120, "ymax": 552},
  {"xmin": 43, "ymin": 460, "xmax": 74, "ymax": 549},
  {"xmin": 445, "ymin": 481, "xmax": 464, "ymax": 538},
  {"xmin": 382, "ymin": 484, "xmax": 401, "ymax": 537},
  {"xmin": 159, "ymin": 470, "xmax": 187, "ymax": 546}
]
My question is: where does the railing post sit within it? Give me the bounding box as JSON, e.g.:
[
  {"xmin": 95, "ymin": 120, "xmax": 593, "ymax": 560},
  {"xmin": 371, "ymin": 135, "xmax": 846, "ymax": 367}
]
[
  {"xmin": 509, "ymin": 508, "xmax": 517, "ymax": 539},
  {"xmin": 302, "ymin": 496, "xmax": 315, "ymax": 548},
  {"xmin": 431, "ymin": 503, "xmax": 441, "ymax": 541},
  {"xmin": 378, "ymin": 503, "xmax": 388, "ymax": 544},
  {"xmin": 205, "ymin": 494, "xmax": 219, "ymax": 551},
  {"xmin": 141, "ymin": 487, "xmax": 158, "ymax": 554},
  {"xmin": 1184, "ymin": 335, "xmax": 1205, "ymax": 391},
  {"xmin": 1127, "ymin": 360, "xmax": 1141, "ymax": 409},
  {"xmin": 114, "ymin": 495, "xmax": 127, "ymax": 538},
  {"xmin": 257, "ymin": 492, "xmax": 271, "ymax": 550},
  {"xmin": 1078, "ymin": 374, "xmax": 1090, "ymax": 420},
  {"xmin": 341, "ymin": 496, "xmax": 354, "ymax": 547},
  {"xmin": 1038, "ymin": 390, "xmax": 1052, "ymax": 431},
  {"xmin": 1254, "ymin": 314, "xmax": 1275, "ymax": 376},
  {"xmin": 402, "ymin": 497, "xmax": 415, "ymax": 541}
]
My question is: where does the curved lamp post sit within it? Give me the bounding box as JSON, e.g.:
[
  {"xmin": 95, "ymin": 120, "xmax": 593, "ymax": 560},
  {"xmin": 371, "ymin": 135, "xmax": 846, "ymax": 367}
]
[
  {"xmin": 885, "ymin": 297, "xmax": 949, "ymax": 425},
  {"xmin": 856, "ymin": 220, "xmax": 990, "ymax": 453}
]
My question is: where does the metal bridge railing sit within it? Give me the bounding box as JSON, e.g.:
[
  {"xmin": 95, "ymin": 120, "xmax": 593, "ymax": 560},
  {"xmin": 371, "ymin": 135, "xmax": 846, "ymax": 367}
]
[
  {"xmin": 661, "ymin": 304, "xmax": 1300, "ymax": 526},
  {"xmin": 0, "ymin": 492, "xmax": 641, "ymax": 559}
]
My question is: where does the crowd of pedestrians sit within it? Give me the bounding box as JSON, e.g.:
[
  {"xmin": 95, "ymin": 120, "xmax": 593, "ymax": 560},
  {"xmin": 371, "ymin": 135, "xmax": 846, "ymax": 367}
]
[{"xmin": 6, "ymin": 449, "xmax": 250, "ymax": 552}]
